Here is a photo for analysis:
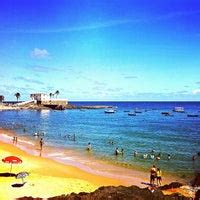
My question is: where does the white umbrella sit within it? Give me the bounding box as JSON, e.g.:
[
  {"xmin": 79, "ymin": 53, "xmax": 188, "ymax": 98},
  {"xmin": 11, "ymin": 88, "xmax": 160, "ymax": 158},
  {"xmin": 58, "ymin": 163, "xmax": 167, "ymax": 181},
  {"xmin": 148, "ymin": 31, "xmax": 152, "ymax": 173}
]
[{"xmin": 16, "ymin": 171, "xmax": 29, "ymax": 183}]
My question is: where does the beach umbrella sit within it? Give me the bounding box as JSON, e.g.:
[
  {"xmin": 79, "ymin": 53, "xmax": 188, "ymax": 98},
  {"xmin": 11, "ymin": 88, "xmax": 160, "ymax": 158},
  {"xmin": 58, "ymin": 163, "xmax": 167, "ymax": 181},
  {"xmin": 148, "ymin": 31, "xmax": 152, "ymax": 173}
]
[
  {"xmin": 2, "ymin": 156, "xmax": 22, "ymax": 173},
  {"xmin": 16, "ymin": 172, "xmax": 29, "ymax": 183}
]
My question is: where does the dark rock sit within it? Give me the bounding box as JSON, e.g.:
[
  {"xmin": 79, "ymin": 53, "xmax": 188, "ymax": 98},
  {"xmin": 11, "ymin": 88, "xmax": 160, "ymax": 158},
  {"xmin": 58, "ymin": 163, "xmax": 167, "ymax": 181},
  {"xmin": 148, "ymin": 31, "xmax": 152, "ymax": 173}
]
[
  {"xmin": 191, "ymin": 171, "xmax": 200, "ymax": 187},
  {"xmin": 47, "ymin": 185, "xmax": 190, "ymax": 200},
  {"xmin": 17, "ymin": 197, "xmax": 42, "ymax": 200},
  {"xmin": 195, "ymin": 190, "xmax": 200, "ymax": 200},
  {"xmin": 159, "ymin": 182, "xmax": 183, "ymax": 190}
]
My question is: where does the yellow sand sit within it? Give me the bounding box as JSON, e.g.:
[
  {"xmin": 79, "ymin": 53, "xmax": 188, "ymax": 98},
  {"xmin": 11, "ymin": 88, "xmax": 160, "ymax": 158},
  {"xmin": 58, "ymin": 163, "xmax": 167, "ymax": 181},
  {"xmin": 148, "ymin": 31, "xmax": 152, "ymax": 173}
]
[{"xmin": 0, "ymin": 141, "xmax": 122, "ymax": 200}]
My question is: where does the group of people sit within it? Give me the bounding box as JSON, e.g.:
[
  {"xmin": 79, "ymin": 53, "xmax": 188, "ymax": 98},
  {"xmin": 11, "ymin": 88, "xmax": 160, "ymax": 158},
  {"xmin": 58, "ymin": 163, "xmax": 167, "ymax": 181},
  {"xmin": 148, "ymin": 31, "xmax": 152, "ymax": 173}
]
[
  {"xmin": 150, "ymin": 165, "xmax": 162, "ymax": 186},
  {"xmin": 115, "ymin": 147, "xmax": 124, "ymax": 155},
  {"xmin": 64, "ymin": 133, "xmax": 76, "ymax": 142},
  {"xmin": 134, "ymin": 150, "xmax": 171, "ymax": 161}
]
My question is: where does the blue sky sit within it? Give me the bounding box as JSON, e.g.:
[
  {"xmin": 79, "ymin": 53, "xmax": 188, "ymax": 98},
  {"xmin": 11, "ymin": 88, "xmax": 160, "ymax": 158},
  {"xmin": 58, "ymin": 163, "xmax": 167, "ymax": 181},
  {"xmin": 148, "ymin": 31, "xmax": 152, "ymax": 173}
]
[{"xmin": 0, "ymin": 0, "xmax": 200, "ymax": 101}]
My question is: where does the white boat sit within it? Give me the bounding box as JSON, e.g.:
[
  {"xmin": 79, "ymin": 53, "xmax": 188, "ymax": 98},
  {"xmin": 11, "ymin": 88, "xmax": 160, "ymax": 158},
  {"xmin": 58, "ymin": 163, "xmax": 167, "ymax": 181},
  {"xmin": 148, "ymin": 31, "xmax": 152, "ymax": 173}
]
[
  {"xmin": 104, "ymin": 109, "xmax": 115, "ymax": 114},
  {"xmin": 128, "ymin": 112, "xmax": 136, "ymax": 116},
  {"xmin": 173, "ymin": 107, "xmax": 185, "ymax": 113},
  {"xmin": 187, "ymin": 114, "xmax": 199, "ymax": 117},
  {"xmin": 135, "ymin": 108, "xmax": 143, "ymax": 113}
]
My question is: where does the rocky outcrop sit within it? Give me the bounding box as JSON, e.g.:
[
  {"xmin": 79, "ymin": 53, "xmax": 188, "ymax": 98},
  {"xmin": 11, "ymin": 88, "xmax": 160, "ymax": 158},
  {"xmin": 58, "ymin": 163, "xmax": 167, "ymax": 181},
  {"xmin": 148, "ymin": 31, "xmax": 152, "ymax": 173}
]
[
  {"xmin": 191, "ymin": 171, "xmax": 200, "ymax": 187},
  {"xmin": 195, "ymin": 190, "xmax": 200, "ymax": 200},
  {"xmin": 17, "ymin": 185, "xmax": 191, "ymax": 200},
  {"xmin": 159, "ymin": 182, "xmax": 183, "ymax": 190}
]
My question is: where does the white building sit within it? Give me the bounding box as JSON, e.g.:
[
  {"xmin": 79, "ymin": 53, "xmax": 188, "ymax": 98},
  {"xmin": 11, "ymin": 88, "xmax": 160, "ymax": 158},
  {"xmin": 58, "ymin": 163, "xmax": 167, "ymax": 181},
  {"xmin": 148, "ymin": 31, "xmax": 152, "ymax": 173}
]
[
  {"xmin": 30, "ymin": 93, "xmax": 49, "ymax": 102},
  {"xmin": 30, "ymin": 93, "xmax": 68, "ymax": 106}
]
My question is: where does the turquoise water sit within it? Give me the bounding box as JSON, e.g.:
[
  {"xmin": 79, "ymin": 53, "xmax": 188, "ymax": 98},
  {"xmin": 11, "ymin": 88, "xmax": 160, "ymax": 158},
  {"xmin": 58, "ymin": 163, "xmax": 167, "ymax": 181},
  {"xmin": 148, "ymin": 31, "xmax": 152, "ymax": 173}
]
[{"xmin": 0, "ymin": 101, "xmax": 200, "ymax": 178}]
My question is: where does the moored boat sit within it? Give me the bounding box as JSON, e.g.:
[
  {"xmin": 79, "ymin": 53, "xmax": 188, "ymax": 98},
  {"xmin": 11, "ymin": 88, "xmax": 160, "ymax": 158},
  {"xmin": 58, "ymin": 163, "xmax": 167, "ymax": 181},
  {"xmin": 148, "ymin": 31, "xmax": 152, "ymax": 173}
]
[
  {"xmin": 161, "ymin": 112, "xmax": 173, "ymax": 116},
  {"xmin": 135, "ymin": 108, "xmax": 142, "ymax": 113},
  {"xmin": 187, "ymin": 114, "xmax": 199, "ymax": 117},
  {"xmin": 104, "ymin": 109, "xmax": 115, "ymax": 114},
  {"xmin": 128, "ymin": 112, "xmax": 136, "ymax": 116},
  {"xmin": 173, "ymin": 107, "xmax": 185, "ymax": 113}
]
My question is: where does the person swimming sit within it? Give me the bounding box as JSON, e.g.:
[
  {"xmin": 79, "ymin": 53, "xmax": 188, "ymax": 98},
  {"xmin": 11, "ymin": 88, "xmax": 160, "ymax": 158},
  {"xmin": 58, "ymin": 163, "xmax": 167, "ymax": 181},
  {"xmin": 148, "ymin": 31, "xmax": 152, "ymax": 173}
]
[
  {"xmin": 150, "ymin": 154, "xmax": 155, "ymax": 159},
  {"xmin": 121, "ymin": 148, "xmax": 124, "ymax": 155},
  {"xmin": 115, "ymin": 147, "xmax": 120, "ymax": 155},
  {"xmin": 143, "ymin": 154, "xmax": 148, "ymax": 159},
  {"xmin": 133, "ymin": 150, "xmax": 138, "ymax": 157},
  {"xmin": 192, "ymin": 155, "xmax": 197, "ymax": 161},
  {"xmin": 156, "ymin": 153, "xmax": 161, "ymax": 160}
]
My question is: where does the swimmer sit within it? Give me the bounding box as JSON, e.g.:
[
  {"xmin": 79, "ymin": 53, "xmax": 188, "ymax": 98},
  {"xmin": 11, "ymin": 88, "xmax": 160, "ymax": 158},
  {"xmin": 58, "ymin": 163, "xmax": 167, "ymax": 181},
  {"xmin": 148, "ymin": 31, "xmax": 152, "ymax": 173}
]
[
  {"xmin": 115, "ymin": 147, "xmax": 120, "ymax": 155},
  {"xmin": 167, "ymin": 154, "xmax": 171, "ymax": 160},
  {"xmin": 143, "ymin": 154, "xmax": 148, "ymax": 159},
  {"xmin": 133, "ymin": 150, "xmax": 138, "ymax": 157},
  {"xmin": 121, "ymin": 148, "xmax": 124, "ymax": 155},
  {"xmin": 156, "ymin": 156, "xmax": 160, "ymax": 160},
  {"xmin": 86, "ymin": 142, "xmax": 92, "ymax": 151},
  {"xmin": 150, "ymin": 154, "xmax": 155, "ymax": 159},
  {"xmin": 192, "ymin": 155, "xmax": 197, "ymax": 161}
]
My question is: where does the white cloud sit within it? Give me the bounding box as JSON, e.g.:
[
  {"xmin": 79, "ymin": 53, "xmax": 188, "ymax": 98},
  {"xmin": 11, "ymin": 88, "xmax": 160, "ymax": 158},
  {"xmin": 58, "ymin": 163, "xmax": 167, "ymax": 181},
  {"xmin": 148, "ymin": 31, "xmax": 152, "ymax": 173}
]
[
  {"xmin": 192, "ymin": 89, "xmax": 200, "ymax": 95},
  {"xmin": 31, "ymin": 48, "xmax": 49, "ymax": 59}
]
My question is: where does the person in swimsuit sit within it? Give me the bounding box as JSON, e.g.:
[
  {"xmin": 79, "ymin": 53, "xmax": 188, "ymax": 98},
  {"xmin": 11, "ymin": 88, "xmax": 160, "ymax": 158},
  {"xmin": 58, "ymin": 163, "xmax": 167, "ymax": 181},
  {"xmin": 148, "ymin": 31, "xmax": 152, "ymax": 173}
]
[
  {"xmin": 150, "ymin": 165, "xmax": 157, "ymax": 185},
  {"xmin": 156, "ymin": 168, "xmax": 162, "ymax": 186}
]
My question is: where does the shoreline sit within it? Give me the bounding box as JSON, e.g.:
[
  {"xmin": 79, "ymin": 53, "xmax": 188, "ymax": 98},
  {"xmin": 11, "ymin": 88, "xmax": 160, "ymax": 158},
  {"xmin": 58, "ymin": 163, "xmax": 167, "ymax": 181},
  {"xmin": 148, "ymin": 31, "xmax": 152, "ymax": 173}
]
[
  {"xmin": 0, "ymin": 129, "xmax": 123, "ymax": 199},
  {"xmin": 0, "ymin": 103, "xmax": 108, "ymax": 111},
  {"xmin": 0, "ymin": 128, "xmax": 195, "ymax": 199},
  {"xmin": 0, "ymin": 127, "xmax": 189, "ymax": 186}
]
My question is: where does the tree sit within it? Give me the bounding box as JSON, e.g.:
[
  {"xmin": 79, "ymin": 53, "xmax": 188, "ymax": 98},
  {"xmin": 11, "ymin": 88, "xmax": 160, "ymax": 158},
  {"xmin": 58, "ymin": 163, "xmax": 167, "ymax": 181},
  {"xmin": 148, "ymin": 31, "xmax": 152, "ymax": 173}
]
[
  {"xmin": 0, "ymin": 95, "xmax": 4, "ymax": 103},
  {"xmin": 55, "ymin": 90, "xmax": 60, "ymax": 98},
  {"xmin": 15, "ymin": 92, "xmax": 20, "ymax": 102}
]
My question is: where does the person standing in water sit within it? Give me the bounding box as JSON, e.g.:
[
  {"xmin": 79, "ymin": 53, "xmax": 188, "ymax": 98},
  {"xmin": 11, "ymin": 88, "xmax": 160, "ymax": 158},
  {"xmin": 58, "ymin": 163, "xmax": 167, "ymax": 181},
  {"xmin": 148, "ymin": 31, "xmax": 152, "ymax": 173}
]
[
  {"xmin": 40, "ymin": 138, "xmax": 44, "ymax": 151},
  {"xmin": 115, "ymin": 147, "xmax": 120, "ymax": 155},
  {"xmin": 86, "ymin": 142, "xmax": 92, "ymax": 151}
]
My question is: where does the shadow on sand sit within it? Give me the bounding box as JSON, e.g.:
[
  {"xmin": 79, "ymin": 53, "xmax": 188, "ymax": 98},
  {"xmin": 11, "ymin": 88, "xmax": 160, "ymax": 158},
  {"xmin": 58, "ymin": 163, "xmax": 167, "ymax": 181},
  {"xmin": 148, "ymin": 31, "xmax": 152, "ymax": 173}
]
[
  {"xmin": 11, "ymin": 182, "xmax": 26, "ymax": 187},
  {"xmin": 0, "ymin": 172, "xmax": 16, "ymax": 177}
]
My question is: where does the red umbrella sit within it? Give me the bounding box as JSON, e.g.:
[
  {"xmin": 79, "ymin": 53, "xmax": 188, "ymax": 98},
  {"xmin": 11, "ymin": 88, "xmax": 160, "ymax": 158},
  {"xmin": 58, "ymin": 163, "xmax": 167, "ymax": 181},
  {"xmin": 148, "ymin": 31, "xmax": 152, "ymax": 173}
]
[{"xmin": 2, "ymin": 156, "xmax": 22, "ymax": 173}]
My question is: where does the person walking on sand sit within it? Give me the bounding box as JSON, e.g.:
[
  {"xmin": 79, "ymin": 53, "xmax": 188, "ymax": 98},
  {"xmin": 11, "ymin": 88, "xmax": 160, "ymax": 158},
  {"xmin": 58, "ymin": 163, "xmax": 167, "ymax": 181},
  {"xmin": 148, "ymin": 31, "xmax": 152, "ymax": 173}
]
[
  {"xmin": 156, "ymin": 168, "xmax": 162, "ymax": 186},
  {"xmin": 13, "ymin": 136, "xmax": 15, "ymax": 144},
  {"xmin": 150, "ymin": 165, "xmax": 157, "ymax": 185},
  {"xmin": 13, "ymin": 136, "xmax": 17, "ymax": 145},
  {"xmin": 40, "ymin": 138, "xmax": 44, "ymax": 151},
  {"xmin": 15, "ymin": 136, "xmax": 18, "ymax": 145}
]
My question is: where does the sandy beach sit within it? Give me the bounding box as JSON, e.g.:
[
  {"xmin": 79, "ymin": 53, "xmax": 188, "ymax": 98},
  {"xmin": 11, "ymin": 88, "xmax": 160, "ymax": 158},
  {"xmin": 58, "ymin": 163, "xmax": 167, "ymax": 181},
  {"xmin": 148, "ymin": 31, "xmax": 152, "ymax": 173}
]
[{"xmin": 0, "ymin": 128, "xmax": 190, "ymax": 199}]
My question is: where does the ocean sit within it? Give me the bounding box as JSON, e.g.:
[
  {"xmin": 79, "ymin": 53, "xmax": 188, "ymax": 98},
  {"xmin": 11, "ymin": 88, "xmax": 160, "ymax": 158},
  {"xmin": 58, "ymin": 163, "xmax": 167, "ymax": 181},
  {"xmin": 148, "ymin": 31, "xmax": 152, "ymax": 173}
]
[{"xmin": 0, "ymin": 101, "xmax": 200, "ymax": 178}]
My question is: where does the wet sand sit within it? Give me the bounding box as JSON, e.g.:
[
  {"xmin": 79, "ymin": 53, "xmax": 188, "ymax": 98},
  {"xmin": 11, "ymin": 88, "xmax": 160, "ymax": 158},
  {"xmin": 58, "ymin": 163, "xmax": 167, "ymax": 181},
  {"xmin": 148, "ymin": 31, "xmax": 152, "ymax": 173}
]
[{"xmin": 0, "ymin": 128, "xmax": 188, "ymax": 199}]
